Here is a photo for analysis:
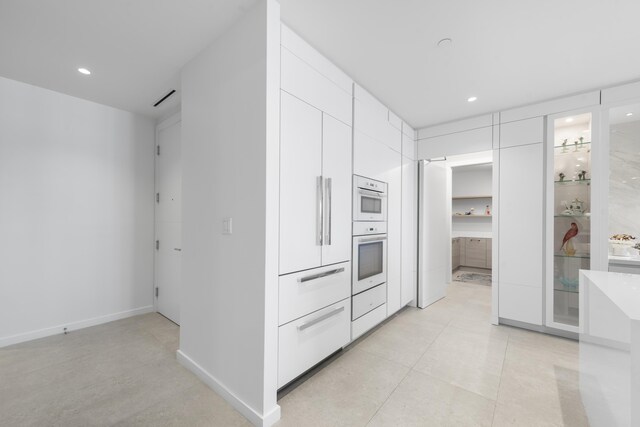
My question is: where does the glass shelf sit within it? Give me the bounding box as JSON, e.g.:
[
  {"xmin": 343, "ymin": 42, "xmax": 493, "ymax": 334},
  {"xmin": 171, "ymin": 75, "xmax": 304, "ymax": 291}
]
[
  {"xmin": 553, "ymin": 141, "xmax": 591, "ymax": 149},
  {"xmin": 554, "ymin": 179, "xmax": 591, "ymax": 185},
  {"xmin": 554, "ymin": 214, "xmax": 591, "ymax": 218},
  {"xmin": 554, "ymin": 253, "xmax": 590, "ymax": 259},
  {"xmin": 554, "ymin": 286, "xmax": 579, "ymax": 294}
]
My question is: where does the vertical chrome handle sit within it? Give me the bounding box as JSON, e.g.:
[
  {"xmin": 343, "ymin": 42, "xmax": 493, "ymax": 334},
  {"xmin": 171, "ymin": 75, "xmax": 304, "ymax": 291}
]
[
  {"xmin": 317, "ymin": 176, "xmax": 323, "ymax": 246},
  {"xmin": 325, "ymin": 177, "xmax": 332, "ymax": 245}
]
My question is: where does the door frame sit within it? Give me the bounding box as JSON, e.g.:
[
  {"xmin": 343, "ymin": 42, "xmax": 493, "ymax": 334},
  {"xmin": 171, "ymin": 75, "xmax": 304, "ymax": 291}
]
[{"xmin": 154, "ymin": 111, "xmax": 181, "ymax": 314}]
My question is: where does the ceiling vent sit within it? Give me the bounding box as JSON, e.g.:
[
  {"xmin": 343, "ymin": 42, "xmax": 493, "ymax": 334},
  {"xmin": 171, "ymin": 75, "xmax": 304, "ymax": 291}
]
[{"xmin": 153, "ymin": 89, "xmax": 176, "ymax": 107}]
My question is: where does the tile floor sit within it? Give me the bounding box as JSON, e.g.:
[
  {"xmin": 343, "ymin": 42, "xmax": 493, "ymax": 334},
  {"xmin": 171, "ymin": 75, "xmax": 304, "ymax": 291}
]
[{"xmin": 0, "ymin": 281, "xmax": 588, "ymax": 426}]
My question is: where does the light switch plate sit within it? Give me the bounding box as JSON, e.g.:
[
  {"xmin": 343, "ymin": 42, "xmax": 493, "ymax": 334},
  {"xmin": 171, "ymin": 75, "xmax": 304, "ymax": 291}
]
[{"xmin": 222, "ymin": 217, "xmax": 233, "ymax": 235}]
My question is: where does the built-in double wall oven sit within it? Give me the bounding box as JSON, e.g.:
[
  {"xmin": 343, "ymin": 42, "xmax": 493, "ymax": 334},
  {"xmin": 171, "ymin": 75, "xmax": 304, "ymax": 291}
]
[{"xmin": 352, "ymin": 176, "xmax": 388, "ymax": 321}]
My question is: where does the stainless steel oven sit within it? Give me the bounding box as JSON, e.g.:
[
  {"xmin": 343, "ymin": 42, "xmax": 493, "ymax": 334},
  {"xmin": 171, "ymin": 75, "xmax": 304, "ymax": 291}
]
[
  {"xmin": 352, "ymin": 222, "xmax": 387, "ymax": 295},
  {"xmin": 353, "ymin": 175, "xmax": 387, "ymax": 222}
]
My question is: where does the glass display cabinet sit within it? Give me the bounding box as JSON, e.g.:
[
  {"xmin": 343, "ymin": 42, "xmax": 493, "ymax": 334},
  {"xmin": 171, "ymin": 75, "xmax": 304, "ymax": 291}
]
[{"xmin": 546, "ymin": 111, "xmax": 594, "ymax": 331}]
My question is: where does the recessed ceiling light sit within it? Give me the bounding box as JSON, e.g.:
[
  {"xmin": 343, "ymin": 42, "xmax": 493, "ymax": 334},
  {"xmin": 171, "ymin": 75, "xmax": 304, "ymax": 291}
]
[
  {"xmin": 437, "ymin": 38, "xmax": 453, "ymax": 48},
  {"xmin": 627, "ymin": 112, "xmax": 634, "ymax": 117},
  {"xmin": 77, "ymin": 67, "xmax": 91, "ymax": 75},
  {"xmin": 565, "ymin": 117, "xmax": 574, "ymax": 123},
  {"xmin": 467, "ymin": 96, "xmax": 477, "ymax": 103}
]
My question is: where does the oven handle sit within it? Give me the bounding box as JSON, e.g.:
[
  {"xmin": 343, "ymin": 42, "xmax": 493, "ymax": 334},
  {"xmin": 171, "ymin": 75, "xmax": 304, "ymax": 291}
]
[
  {"xmin": 358, "ymin": 188, "xmax": 386, "ymax": 198},
  {"xmin": 298, "ymin": 306, "xmax": 345, "ymax": 331},
  {"xmin": 358, "ymin": 236, "xmax": 387, "ymax": 243},
  {"xmin": 298, "ymin": 267, "xmax": 345, "ymax": 283}
]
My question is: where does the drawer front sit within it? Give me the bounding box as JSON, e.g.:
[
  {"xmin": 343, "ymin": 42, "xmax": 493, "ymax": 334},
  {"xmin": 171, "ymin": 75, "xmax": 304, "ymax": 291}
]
[
  {"xmin": 278, "ymin": 298, "xmax": 351, "ymax": 388},
  {"xmin": 279, "ymin": 262, "xmax": 351, "ymax": 326},
  {"xmin": 351, "ymin": 303, "xmax": 386, "ymax": 340},
  {"xmin": 352, "ymin": 283, "xmax": 387, "ymax": 320}
]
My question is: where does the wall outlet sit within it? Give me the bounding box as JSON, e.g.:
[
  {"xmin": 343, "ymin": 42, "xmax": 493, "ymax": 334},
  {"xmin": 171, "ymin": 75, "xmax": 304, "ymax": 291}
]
[{"xmin": 223, "ymin": 217, "xmax": 233, "ymax": 235}]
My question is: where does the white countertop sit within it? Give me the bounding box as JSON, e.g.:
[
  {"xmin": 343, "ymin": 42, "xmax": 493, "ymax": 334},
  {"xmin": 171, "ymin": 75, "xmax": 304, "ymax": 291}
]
[
  {"xmin": 609, "ymin": 255, "xmax": 640, "ymax": 267},
  {"xmin": 452, "ymin": 231, "xmax": 493, "ymax": 239},
  {"xmin": 582, "ymin": 270, "xmax": 640, "ymax": 320}
]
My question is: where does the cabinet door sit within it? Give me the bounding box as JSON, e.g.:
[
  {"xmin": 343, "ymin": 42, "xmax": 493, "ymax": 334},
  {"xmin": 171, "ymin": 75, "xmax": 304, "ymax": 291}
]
[
  {"xmin": 280, "ymin": 92, "xmax": 323, "ymax": 274},
  {"xmin": 465, "ymin": 238, "xmax": 486, "ymax": 268},
  {"xmin": 499, "ymin": 143, "xmax": 543, "ymax": 325},
  {"xmin": 321, "ymin": 114, "xmax": 352, "ymax": 266},
  {"xmin": 401, "ymin": 156, "xmax": 417, "ymax": 306},
  {"xmin": 486, "ymin": 239, "xmax": 492, "ymax": 268}
]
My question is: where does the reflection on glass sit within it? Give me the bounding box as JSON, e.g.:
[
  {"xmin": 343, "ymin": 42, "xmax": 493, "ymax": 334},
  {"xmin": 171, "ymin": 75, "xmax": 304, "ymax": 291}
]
[{"xmin": 608, "ymin": 103, "xmax": 640, "ymax": 261}]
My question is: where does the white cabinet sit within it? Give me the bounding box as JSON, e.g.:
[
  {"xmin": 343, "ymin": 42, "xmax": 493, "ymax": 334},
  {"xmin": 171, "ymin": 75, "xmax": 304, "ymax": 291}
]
[
  {"xmin": 498, "ymin": 143, "xmax": 544, "ymax": 325},
  {"xmin": 279, "ymin": 91, "xmax": 352, "ymax": 275},
  {"xmin": 401, "ymin": 155, "xmax": 417, "ymax": 306},
  {"xmin": 280, "ymin": 92, "xmax": 323, "ymax": 274},
  {"xmin": 321, "ymin": 114, "xmax": 352, "ymax": 266},
  {"xmin": 278, "ymin": 298, "xmax": 351, "ymax": 388},
  {"xmin": 278, "ymin": 262, "xmax": 351, "ymax": 326}
]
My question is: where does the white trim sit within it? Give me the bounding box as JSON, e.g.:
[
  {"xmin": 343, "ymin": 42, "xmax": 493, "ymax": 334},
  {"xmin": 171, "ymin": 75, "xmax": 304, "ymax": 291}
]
[
  {"xmin": 176, "ymin": 350, "xmax": 281, "ymax": 427},
  {"xmin": 0, "ymin": 305, "xmax": 154, "ymax": 348}
]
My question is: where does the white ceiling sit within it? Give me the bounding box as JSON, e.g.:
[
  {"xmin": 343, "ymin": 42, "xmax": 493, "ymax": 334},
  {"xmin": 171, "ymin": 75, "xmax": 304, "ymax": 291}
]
[
  {"xmin": 1, "ymin": 1, "xmax": 640, "ymax": 127},
  {"xmin": 279, "ymin": 0, "xmax": 640, "ymax": 128},
  {"xmin": 0, "ymin": 0, "xmax": 257, "ymax": 119}
]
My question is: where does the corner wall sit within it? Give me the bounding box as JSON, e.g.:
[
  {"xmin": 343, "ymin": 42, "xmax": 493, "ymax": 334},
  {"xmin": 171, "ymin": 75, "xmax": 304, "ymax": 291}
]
[
  {"xmin": 0, "ymin": 76, "xmax": 156, "ymax": 347},
  {"xmin": 178, "ymin": 0, "xmax": 280, "ymax": 425}
]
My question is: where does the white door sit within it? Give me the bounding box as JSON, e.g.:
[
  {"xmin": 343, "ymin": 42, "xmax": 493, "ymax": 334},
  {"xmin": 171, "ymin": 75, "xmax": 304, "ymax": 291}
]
[
  {"xmin": 155, "ymin": 118, "xmax": 181, "ymax": 324},
  {"xmin": 418, "ymin": 160, "xmax": 450, "ymax": 308},
  {"xmin": 321, "ymin": 113, "xmax": 352, "ymax": 266},
  {"xmin": 401, "ymin": 156, "xmax": 417, "ymax": 306},
  {"xmin": 279, "ymin": 91, "xmax": 323, "ymax": 274}
]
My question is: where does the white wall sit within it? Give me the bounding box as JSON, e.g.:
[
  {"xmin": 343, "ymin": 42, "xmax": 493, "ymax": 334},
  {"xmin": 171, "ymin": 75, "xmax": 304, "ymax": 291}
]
[
  {"xmin": 178, "ymin": 0, "xmax": 280, "ymax": 425},
  {"xmin": 0, "ymin": 76, "xmax": 155, "ymax": 347}
]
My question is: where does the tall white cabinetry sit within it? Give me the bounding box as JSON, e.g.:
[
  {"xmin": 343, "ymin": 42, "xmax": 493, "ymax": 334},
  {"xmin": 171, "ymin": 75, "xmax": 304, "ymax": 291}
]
[
  {"xmin": 277, "ymin": 26, "xmax": 353, "ymax": 388},
  {"xmin": 353, "ymin": 85, "xmax": 404, "ymax": 317},
  {"xmin": 497, "ymin": 119, "xmax": 545, "ymax": 325},
  {"xmin": 401, "ymin": 123, "xmax": 417, "ymax": 306}
]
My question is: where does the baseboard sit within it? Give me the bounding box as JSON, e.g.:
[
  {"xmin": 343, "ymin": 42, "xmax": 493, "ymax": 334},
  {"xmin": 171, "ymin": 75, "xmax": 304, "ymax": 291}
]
[
  {"xmin": 499, "ymin": 317, "xmax": 579, "ymax": 341},
  {"xmin": 177, "ymin": 350, "xmax": 281, "ymax": 427},
  {"xmin": 0, "ymin": 305, "xmax": 154, "ymax": 348}
]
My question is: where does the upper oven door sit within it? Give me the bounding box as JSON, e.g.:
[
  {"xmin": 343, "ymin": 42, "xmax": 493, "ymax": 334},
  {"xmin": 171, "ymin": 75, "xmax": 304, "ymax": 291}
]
[
  {"xmin": 352, "ymin": 234, "xmax": 387, "ymax": 295},
  {"xmin": 353, "ymin": 187, "xmax": 387, "ymax": 222}
]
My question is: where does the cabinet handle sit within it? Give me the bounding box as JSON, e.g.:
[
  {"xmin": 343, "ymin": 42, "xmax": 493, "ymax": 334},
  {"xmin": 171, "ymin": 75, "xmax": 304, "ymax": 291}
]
[
  {"xmin": 325, "ymin": 177, "xmax": 332, "ymax": 245},
  {"xmin": 317, "ymin": 176, "xmax": 323, "ymax": 246},
  {"xmin": 298, "ymin": 306, "xmax": 345, "ymax": 331},
  {"xmin": 298, "ymin": 267, "xmax": 345, "ymax": 283}
]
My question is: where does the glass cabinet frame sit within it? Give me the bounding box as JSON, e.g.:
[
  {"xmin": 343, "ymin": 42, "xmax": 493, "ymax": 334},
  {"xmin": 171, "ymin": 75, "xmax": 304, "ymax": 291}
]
[{"xmin": 545, "ymin": 107, "xmax": 604, "ymax": 333}]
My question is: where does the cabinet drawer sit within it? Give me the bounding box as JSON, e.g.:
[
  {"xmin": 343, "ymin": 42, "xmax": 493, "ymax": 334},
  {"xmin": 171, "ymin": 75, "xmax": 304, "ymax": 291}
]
[
  {"xmin": 352, "ymin": 283, "xmax": 387, "ymax": 320},
  {"xmin": 278, "ymin": 298, "xmax": 351, "ymax": 388},
  {"xmin": 279, "ymin": 262, "xmax": 351, "ymax": 326}
]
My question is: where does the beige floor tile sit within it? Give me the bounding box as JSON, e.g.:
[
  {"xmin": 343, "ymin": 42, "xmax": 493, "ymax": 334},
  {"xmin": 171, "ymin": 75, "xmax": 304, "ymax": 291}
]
[
  {"xmin": 367, "ymin": 370, "xmax": 495, "ymax": 427},
  {"xmin": 277, "ymin": 348, "xmax": 410, "ymax": 427},
  {"xmin": 413, "ymin": 326, "xmax": 507, "ymax": 400},
  {"xmin": 497, "ymin": 342, "xmax": 587, "ymax": 427},
  {"xmin": 356, "ymin": 313, "xmax": 445, "ymax": 367},
  {"xmin": 114, "ymin": 381, "xmax": 251, "ymax": 427}
]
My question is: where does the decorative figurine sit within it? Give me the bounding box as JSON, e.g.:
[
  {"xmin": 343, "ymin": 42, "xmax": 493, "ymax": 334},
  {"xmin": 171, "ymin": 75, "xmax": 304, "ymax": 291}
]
[
  {"xmin": 579, "ymin": 136, "xmax": 584, "ymax": 147},
  {"xmin": 569, "ymin": 198, "xmax": 584, "ymax": 214},
  {"xmin": 578, "ymin": 170, "xmax": 587, "ymax": 180},
  {"xmin": 559, "ymin": 172, "xmax": 565, "ymax": 182},
  {"xmin": 561, "ymin": 222, "xmax": 579, "ymax": 256},
  {"xmin": 562, "ymin": 139, "xmax": 568, "ymax": 153},
  {"xmin": 574, "ymin": 140, "xmax": 579, "ymax": 152},
  {"xmin": 485, "ymin": 205, "xmax": 491, "ymax": 215}
]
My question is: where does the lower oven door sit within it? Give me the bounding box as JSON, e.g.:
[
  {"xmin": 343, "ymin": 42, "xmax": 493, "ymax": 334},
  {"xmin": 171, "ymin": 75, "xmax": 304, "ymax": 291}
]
[{"xmin": 352, "ymin": 234, "xmax": 387, "ymax": 295}]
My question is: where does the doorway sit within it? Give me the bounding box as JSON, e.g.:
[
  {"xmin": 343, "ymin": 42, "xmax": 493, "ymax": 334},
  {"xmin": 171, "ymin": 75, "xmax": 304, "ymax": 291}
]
[
  {"xmin": 418, "ymin": 151, "xmax": 494, "ymax": 309},
  {"xmin": 155, "ymin": 114, "xmax": 182, "ymax": 324}
]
